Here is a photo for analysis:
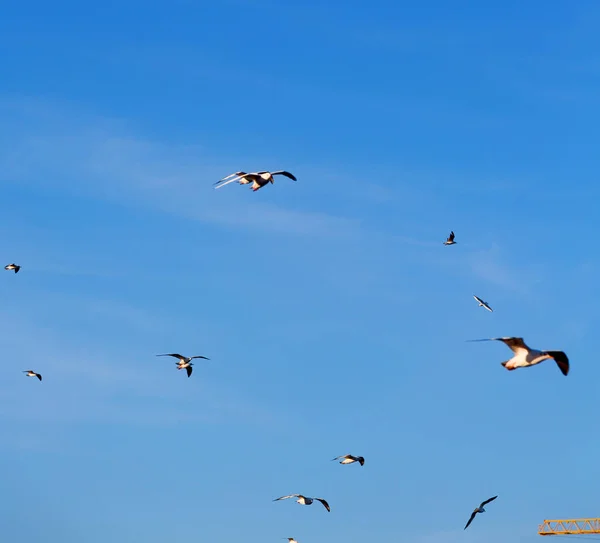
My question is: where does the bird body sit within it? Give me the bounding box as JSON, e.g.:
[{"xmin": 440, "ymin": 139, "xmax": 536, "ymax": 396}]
[
  {"xmin": 4, "ymin": 263, "xmax": 20, "ymax": 273},
  {"xmin": 464, "ymin": 496, "xmax": 497, "ymax": 529},
  {"xmin": 274, "ymin": 494, "xmax": 330, "ymax": 512},
  {"xmin": 331, "ymin": 454, "xmax": 365, "ymax": 466},
  {"xmin": 23, "ymin": 370, "xmax": 42, "ymax": 381},
  {"xmin": 469, "ymin": 337, "xmax": 569, "ymax": 375},
  {"xmin": 473, "ymin": 295, "xmax": 493, "ymax": 312},
  {"xmin": 214, "ymin": 170, "xmax": 297, "ymax": 191},
  {"xmin": 443, "ymin": 231, "xmax": 456, "ymax": 245}
]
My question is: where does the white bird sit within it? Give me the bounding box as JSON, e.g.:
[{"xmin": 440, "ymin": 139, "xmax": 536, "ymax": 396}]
[
  {"xmin": 23, "ymin": 370, "xmax": 42, "ymax": 381},
  {"xmin": 273, "ymin": 494, "xmax": 330, "ymax": 512},
  {"xmin": 331, "ymin": 454, "xmax": 364, "ymax": 466},
  {"xmin": 5, "ymin": 263, "xmax": 20, "ymax": 273},
  {"xmin": 284, "ymin": 539, "xmax": 298, "ymax": 543},
  {"xmin": 156, "ymin": 353, "xmax": 210, "ymax": 378},
  {"xmin": 464, "ymin": 495, "xmax": 497, "ymax": 530},
  {"xmin": 443, "ymin": 231, "xmax": 456, "ymax": 245},
  {"xmin": 468, "ymin": 337, "xmax": 569, "ymax": 376},
  {"xmin": 473, "ymin": 295, "xmax": 493, "ymax": 312},
  {"xmin": 214, "ymin": 170, "xmax": 297, "ymax": 192}
]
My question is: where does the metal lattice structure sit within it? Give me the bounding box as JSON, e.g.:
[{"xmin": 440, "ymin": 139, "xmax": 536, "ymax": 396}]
[{"xmin": 538, "ymin": 518, "xmax": 600, "ymax": 536}]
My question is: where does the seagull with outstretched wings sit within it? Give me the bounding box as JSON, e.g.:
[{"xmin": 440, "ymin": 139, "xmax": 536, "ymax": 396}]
[
  {"xmin": 156, "ymin": 353, "xmax": 211, "ymax": 378},
  {"xmin": 273, "ymin": 494, "xmax": 330, "ymax": 512},
  {"xmin": 473, "ymin": 295, "xmax": 493, "ymax": 312},
  {"xmin": 464, "ymin": 495, "xmax": 497, "ymax": 530},
  {"xmin": 331, "ymin": 454, "xmax": 364, "ymax": 466},
  {"xmin": 468, "ymin": 337, "xmax": 569, "ymax": 376},
  {"xmin": 214, "ymin": 170, "xmax": 297, "ymax": 192}
]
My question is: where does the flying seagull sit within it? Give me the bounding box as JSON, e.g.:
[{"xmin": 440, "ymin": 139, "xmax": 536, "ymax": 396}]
[
  {"xmin": 23, "ymin": 370, "xmax": 42, "ymax": 381},
  {"xmin": 464, "ymin": 496, "xmax": 497, "ymax": 530},
  {"xmin": 473, "ymin": 295, "xmax": 493, "ymax": 312},
  {"xmin": 331, "ymin": 454, "xmax": 365, "ymax": 466},
  {"xmin": 273, "ymin": 494, "xmax": 330, "ymax": 512},
  {"xmin": 284, "ymin": 539, "xmax": 298, "ymax": 543},
  {"xmin": 443, "ymin": 231, "xmax": 456, "ymax": 245},
  {"xmin": 4, "ymin": 263, "xmax": 20, "ymax": 273},
  {"xmin": 156, "ymin": 353, "xmax": 210, "ymax": 378},
  {"xmin": 468, "ymin": 337, "xmax": 569, "ymax": 376},
  {"xmin": 214, "ymin": 170, "xmax": 297, "ymax": 192}
]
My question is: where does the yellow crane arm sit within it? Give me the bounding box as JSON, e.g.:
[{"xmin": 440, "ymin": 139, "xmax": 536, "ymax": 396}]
[{"xmin": 539, "ymin": 519, "xmax": 600, "ymax": 535}]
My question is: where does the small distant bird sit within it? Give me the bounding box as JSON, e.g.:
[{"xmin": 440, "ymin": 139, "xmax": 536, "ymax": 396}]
[
  {"xmin": 443, "ymin": 231, "xmax": 456, "ymax": 245},
  {"xmin": 23, "ymin": 370, "xmax": 42, "ymax": 381},
  {"xmin": 464, "ymin": 496, "xmax": 497, "ymax": 530},
  {"xmin": 284, "ymin": 539, "xmax": 298, "ymax": 543},
  {"xmin": 473, "ymin": 295, "xmax": 493, "ymax": 312},
  {"xmin": 5, "ymin": 263, "xmax": 20, "ymax": 273},
  {"xmin": 468, "ymin": 337, "xmax": 569, "ymax": 376},
  {"xmin": 215, "ymin": 170, "xmax": 297, "ymax": 192},
  {"xmin": 273, "ymin": 494, "xmax": 330, "ymax": 512},
  {"xmin": 331, "ymin": 454, "xmax": 365, "ymax": 466},
  {"xmin": 156, "ymin": 353, "xmax": 210, "ymax": 378}
]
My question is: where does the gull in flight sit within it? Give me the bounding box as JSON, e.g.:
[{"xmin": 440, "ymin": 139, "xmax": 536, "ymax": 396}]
[
  {"xmin": 156, "ymin": 353, "xmax": 210, "ymax": 378},
  {"xmin": 468, "ymin": 337, "xmax": 569, "ymax": 376},
  {"xmin": 473, "ymin": 295, "xmax": 493, "ymax": 312},
  {"xmin": 443, "ymin": 231, "xmax": 456, "ymax": 245},
  {"xmin": 273, "ymin": 494, "xmax": 330, "ymax": 512},
  {"xmin": 331, "ymin": 454, "xmax": 365, "ymax": 466},
  {"xmin": 5, "ymin": 263, "xmax": 21, "ymax": 273},
  {"xmin": 464, "ymin": 496, "xmax": 497, "ymax": 530},
  {"xmin": 284, "ymin": 539, "xmax": 298, "ymax": 543},
  {"xmin": 214, "ymin": 170, "xmax": 297, "ymax": 192},
  {"xmin": 23, "ymin": 370, "xmax": 42, "ymax": 381}
]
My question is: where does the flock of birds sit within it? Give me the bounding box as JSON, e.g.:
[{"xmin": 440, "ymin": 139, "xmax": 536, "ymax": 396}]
[{"xmin": 7, "ymin": 168, "xmax": 572, "ymax": 539}]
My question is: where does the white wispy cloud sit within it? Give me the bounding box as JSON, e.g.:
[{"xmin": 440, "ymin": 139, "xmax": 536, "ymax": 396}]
[{"xmin": 0, "ymin": 98, "xmax": 361, "ymax": 239}]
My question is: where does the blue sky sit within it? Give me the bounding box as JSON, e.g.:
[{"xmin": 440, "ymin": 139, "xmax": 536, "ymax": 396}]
[{"xmin": 1, "ymin": 1, "xmax": 600, "ymax": 542}]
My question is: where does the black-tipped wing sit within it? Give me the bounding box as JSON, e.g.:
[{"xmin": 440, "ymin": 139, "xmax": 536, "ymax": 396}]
[
  {"xmin": 449, "ymin": 231, "xmax": 455, "ymax": 241},
  {"xmin": 190, "ymin": 355, "xmax": 210, "ymax": 360},
  {"xmin": 157, "ymin": 353, "xmax": 185, "ymax": 360},
  {"xmin": 357, "ymin": 456, "xmax": 365, "ymax": 465},
  {"xmin": 186, "ymin": 366, "xmax": 193, "ymax": 377},
  {"xmin": 473, "ymin": 295, "xmax": 483, "ymax": 304},
  {"xmin": 480, "ymin": 495, "xmax": 497, "ymax": 507},
  {"xmin": 464, "ymin": 510, "xmax": 478, "ymax": 530},
  {"xmin": 274, "ymin": 494, "xmax": 299, "ymax": 501},
  {"xmin": 546, "ymin": 351, "xmax": 569, "ymax": 376},
  {"xmin": 272, "ymin": 171, "xmax": 297, "ymax": 181},
  {"xmin": 315, "ymin": 498, "xmax": 330, "ymax": 512},
  {"xmin": 36, "ymin": 373, "xmax": 42, "ymax": 381}
]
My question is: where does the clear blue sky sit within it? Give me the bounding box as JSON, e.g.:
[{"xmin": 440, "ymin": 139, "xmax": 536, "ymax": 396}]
[{"xmin": 1, "ymin": 1, "xmax": 599, "ymax": 542}]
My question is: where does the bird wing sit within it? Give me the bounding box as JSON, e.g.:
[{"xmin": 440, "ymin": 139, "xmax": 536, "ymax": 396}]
[
  {"xmin": 190, "ymin": 355, "xmax": 210, "ymax": 360},
  {"xmin": 273, "ymin": 494, "xmax": 299, "ymax": 501},
  {"xmin": 449, "ymin": 231, "xmax": 455, "ymax": 241},
  {"xmin": 315, "ymin": 498, "xmax": 330, "ymax": 512},
  {"xmin": 464, "ymin": 510, "xmax": 478, "ymax": 530},
  {"xmin": 214, "ymin": 176, "xmax": 243, "ymax": 189},
  {"xmin": 271, "ymin": 171, "xmax": 297, "ymax": 181},
  {"xmin": 473, "ymin": 295, "xmax": 483, "ymax": 304},
  {"xmin": 483, "ymin": 302, "xmax": 493, "ymax": 312},
  {"xmin": 36, "ymin": 373, "xmax": 42, "ymax": 381},
  {"xmin": 215, "ymin": 171, "xmax": 246, "ymax": 184},
  {"xmin": 467, "ymin": 337, "xmax": 529, "ymax": 354},
  {"xmin": 157, "ymin": 354, "xmax": 185, "ymax": 360},
  {"xmin": 480, "ymin": 495, "xmax": 498, "ymax": 507},
  {"xmin": 331, "ymin": 455, "xmax": 351, "ymax": 461},
  {"xmin": 545, "ymin": 351, "xmax": 569, "ymax": 376},
  {"xmin": 186, "ymin": 366, "xmax": 193, "ymax": 377}
]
